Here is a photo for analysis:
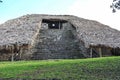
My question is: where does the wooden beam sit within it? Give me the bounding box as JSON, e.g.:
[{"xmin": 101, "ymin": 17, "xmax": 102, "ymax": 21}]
[{"xmin": 99, "ymin": 47, "xmax": 102, "ymax": 57}]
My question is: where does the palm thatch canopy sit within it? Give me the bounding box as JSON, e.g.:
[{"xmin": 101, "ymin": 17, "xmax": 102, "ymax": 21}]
[{"xmin": 0, "ymin": 14, "xmax": 120, "ymax": 48}]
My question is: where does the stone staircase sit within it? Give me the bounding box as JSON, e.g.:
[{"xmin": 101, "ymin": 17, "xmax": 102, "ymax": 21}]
[{"xmin": 31, "ymin": 23, "xmax": 85, "ymax": 60}]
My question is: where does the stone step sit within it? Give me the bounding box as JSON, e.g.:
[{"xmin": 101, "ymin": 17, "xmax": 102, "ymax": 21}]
[{"xmin": 31, "ymin": 26, "xmax": 85, "ymax": 59}]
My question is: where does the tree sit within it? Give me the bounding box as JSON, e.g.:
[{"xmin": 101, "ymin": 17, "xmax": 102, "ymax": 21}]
[
  {"xmin": 110, "ymin": 0, "xmax": 120, "ymax": 13},
  {"xmin": 0, "ymin": 0, "xmax": 2, "ymax": 3}
]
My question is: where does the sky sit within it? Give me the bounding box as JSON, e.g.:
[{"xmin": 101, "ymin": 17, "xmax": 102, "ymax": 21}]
[{"xmin": 0, "ymin": 0, "xmax": 120, "ymax": 30}]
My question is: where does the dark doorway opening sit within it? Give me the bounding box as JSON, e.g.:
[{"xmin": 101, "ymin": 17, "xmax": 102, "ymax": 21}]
[
  {"xmin": 111, "ymin": 48, "xmax": 120, "ymax": 56},
  {"xmin": 42, "ymin": 19, "xmax": 67, "ymax": 29}
]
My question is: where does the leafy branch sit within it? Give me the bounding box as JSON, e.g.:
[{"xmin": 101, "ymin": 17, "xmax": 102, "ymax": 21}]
[
  {"xmin": 0, "ymin": 0, "xmax": 2, "ymax": 3},
  {"xmin": 110, "ymin": 0, "xmax": 120, "ymax": 13}
]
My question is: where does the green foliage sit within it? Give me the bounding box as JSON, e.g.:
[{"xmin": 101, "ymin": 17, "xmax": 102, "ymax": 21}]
[
  {"xmin": 0, "ymin": 0, "xmax": 2, "ymax": 3},
  {"xmin": 0, "ymin": 56, "xmax": 120, "ymax": 80},
  {"xmin": 110, "ymin": 0, "xmax": 120, "ymax": 13}
]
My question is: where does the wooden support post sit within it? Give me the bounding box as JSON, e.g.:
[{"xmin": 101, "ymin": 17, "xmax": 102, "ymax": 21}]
[
  {"xmin": 19, "ymin": 52, "xmax": 22, "ymax": 60},
  {"xmin": 19, "ymin": 53, "xmax": 21, "ymax": 59},
  {"xmin": 19, "ymin": 48, "xmax": 22, "ymax": 60},
  {"xmin": 99, "ymin": 48, "xmax": 102, "ymax": 57},
  {"xmin": 11, "ymin": 54, "xmax": 14, "ymax": 62},
  {"xmin": 59, "ymin": 21, "xmax": 60, "ymax": 29},
  {"xmin": 114, "ymin": 48, "xmax": 115, "ymax": 55},
  {"xmin": 90, "ymin": 48, "xmax": 93, "ymax": 58},
  {"xmin": 11, "ymin": 45, "xmax": 14, "ymax": 62}
]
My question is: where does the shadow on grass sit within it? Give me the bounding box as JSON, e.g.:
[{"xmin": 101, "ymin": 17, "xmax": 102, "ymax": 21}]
[{"xmin": 0, "ymin": 78, "xmax": 61, "ymax": 80}]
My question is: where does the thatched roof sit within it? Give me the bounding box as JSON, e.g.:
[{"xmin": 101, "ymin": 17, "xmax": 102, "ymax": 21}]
[{"xmin": 0, "ymin": 14, "xmax": 120, "ymax": 48}]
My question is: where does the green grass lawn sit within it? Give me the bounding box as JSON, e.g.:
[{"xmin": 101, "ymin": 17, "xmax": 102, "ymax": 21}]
[{"xmin": 0, "ymin": 56, "xmax": 120, "ymax": 80}]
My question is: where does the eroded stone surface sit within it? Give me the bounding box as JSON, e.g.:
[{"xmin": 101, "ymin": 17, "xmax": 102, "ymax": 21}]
[{"xmin": 31, "ymin": 22, "xmax": 86, "ymax": 59}]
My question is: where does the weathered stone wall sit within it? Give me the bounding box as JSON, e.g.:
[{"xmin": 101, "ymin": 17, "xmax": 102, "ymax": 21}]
[
  {"xmin": 31, "ymin": 22, "xmax": 86, "ymax": 59},
  {"xmin": 0, "ymin": 44, "xmax": 32, "ymax": 61},
  {"xmin": 0, "ymin": 21, "xmax": 89, "ymax": 61},
  {"xmin": 1, "ymin": 14, "xmax": 120, "ymax": 60}
]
